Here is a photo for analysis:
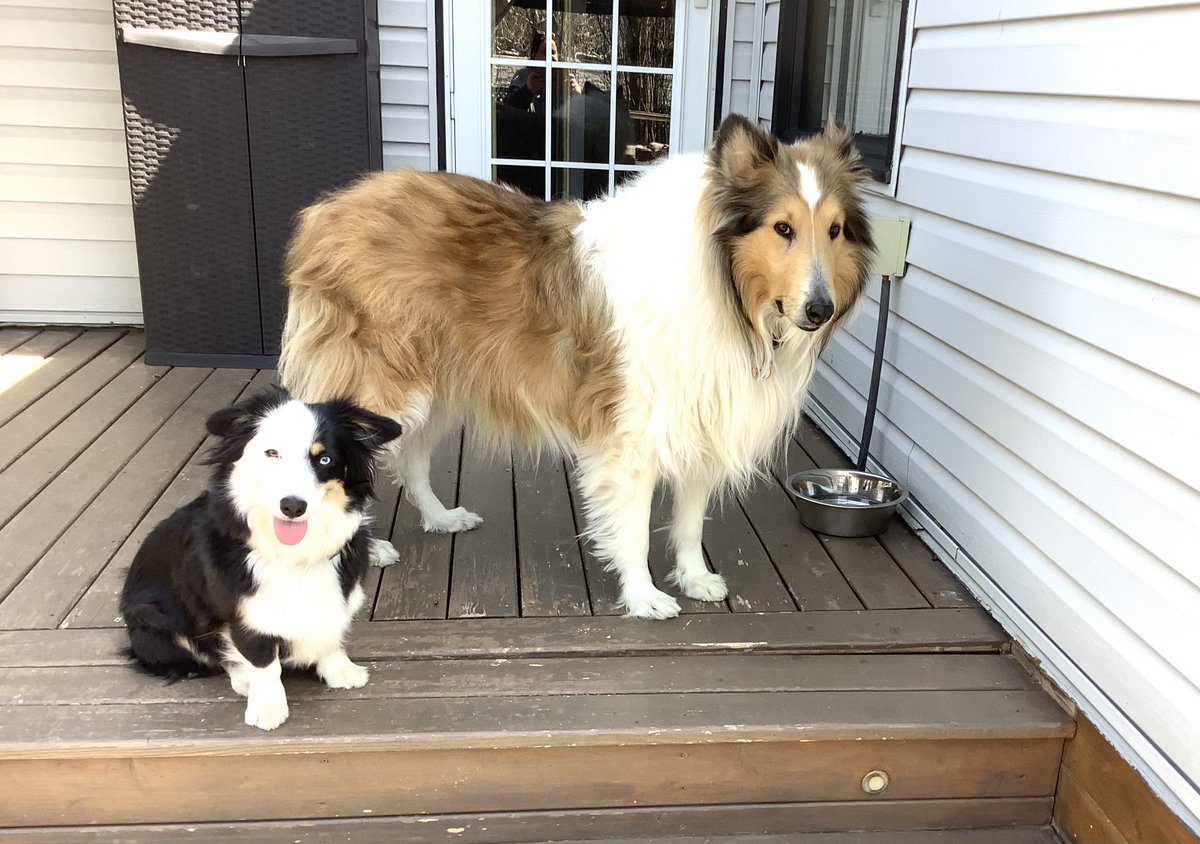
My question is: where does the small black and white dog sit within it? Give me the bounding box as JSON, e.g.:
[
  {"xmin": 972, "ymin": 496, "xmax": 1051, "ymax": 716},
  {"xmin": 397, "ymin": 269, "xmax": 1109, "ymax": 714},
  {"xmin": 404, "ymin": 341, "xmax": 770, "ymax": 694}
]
[{"xmin": 120, "ymin": 387, "xmax": 402, "ymax": 730}]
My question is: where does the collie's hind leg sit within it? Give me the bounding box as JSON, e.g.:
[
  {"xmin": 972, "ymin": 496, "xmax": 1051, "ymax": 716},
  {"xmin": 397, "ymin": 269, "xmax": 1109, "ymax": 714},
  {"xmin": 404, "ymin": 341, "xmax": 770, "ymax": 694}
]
[
  {"xmin": 667, "ymin": 474, "xmax": 728, "ymax": 603},
  {"xmin": 389, "ymin": 415, "xmax": 482, "ymax": 534},
  {"xmin": 577, "ymin": 448, "xmax": 679, "ymax": 620}
]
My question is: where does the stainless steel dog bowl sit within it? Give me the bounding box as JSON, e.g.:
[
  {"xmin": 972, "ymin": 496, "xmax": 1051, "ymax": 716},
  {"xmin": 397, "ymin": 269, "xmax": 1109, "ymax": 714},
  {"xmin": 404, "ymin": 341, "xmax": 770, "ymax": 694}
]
[{"xmin": 785, "ymin": 469, "xmax": 908, "ymax": 537}]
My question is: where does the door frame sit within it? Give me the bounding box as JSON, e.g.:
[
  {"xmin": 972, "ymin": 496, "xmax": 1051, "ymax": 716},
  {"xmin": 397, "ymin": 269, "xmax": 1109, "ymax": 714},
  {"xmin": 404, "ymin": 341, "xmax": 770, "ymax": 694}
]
[{"xmin": 444, "ymin": 0, "xmax": 720, "ymax": 180}]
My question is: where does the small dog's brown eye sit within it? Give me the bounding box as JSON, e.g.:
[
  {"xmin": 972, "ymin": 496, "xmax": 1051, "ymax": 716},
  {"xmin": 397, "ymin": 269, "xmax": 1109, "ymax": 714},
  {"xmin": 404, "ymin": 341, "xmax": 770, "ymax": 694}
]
[
  {"xmin": 774, "ymin": 221, "xmax": 793, "ymax": 239},
  {"xmin": 829, "ymin": 223, "xmax": 841, "ymax": 239},
  {"xmin": 265, "ymin": 449, "xmax": 279, "ymax": 458}
]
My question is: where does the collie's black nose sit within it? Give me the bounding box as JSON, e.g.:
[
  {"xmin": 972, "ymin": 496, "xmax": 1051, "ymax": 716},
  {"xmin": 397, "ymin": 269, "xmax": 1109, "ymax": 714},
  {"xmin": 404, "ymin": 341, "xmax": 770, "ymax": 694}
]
[
  {"xmin": 805, "ymin": 296, "xmax": 834, "ymax": 326},
  {"xmin": 280, "ymin": 497, "xmax": 307, "ymax": 519}
]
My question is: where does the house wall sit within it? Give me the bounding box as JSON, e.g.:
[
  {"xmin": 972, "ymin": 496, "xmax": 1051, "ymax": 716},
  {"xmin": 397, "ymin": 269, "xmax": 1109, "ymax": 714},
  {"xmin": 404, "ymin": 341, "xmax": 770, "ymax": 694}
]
[
  {"xmin": 721, "ymin": 0, "xmax": 778, "ymax": 130},
  {"xmin": 0, "ymin": 0, "xmax": 142, "ymax": 324},
  {"xmin": 378, "ymin": 0, "xmax": 439, "ymax": 171},
  {"xmin": 803, "ymin": 0, "xmax": 1200, "ymax": 829}
]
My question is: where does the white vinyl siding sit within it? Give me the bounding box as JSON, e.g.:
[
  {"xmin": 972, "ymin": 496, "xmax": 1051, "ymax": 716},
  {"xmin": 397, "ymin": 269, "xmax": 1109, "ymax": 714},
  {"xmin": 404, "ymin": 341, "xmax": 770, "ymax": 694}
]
[
  {"xmin": 721, "ymin": 0, "xmax": 779, "ymax": 129},
  {"xmin": 809, "ymin": 0, "xmax": 1200, "ymax": 829},
  {"xmin": 378, "ymin": 0, "xmax": 438, "ymax": 171},
  {"xmin": 0, "ymin": 0, "xmax": 142, "ymax": 324}
]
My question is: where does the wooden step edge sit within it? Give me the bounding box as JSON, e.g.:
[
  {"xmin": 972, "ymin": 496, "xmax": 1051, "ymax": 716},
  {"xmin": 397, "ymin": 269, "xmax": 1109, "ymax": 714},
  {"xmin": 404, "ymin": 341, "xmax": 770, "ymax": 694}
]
[
  {"xmin": 0, "ymin": 801, "xmax": 1060, "ymax": 843},
  {"xmin": 5, "ymin": 609, "xmax": 1008, "ymax": 667},
  {"xmin": 0, "ymin": 689, "xmax": 1074, "ymax": 760}
]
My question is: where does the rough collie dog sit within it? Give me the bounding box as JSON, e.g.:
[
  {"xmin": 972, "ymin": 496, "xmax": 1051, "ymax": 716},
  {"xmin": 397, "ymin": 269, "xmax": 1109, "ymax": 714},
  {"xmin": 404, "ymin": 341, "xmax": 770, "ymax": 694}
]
[
  {"xmin": 279, "ymin": 115, "xmax": 874, "ymax": 619},
  {"xmin": 119, "ymin": 389, "xmax": 402, "ymax": 730}
]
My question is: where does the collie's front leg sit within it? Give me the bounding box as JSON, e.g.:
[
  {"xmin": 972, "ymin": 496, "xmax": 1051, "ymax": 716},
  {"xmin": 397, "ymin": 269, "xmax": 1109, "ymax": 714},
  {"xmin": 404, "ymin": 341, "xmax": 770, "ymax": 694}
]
[
  {"xmin": 668, "ymin": 475, "xmax": 728, "ymax": 603},
  {"xmin": 578, "ymin": 451, "xmax": 680, "ymax": 620}
]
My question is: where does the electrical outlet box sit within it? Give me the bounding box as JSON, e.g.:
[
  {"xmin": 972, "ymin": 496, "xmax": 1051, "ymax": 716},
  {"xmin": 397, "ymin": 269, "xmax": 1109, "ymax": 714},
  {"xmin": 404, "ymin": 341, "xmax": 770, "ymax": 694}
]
[{"xmin": 869, "ymin": 216, "xmax": 911, "ymax": 278}]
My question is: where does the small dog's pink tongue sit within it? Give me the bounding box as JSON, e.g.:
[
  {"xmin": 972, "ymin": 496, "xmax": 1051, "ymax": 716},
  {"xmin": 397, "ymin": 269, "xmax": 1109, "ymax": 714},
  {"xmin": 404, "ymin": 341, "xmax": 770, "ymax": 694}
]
[{"xmin": 273, "ymin": 517, "xmax": 308, "ymax": 546}]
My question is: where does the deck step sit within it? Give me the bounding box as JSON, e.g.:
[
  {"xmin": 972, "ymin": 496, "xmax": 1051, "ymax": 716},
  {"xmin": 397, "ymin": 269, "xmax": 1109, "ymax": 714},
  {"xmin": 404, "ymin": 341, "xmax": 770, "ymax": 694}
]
[
  {"xmin": 0, "ymin": 819, "xmax": 1065, "ymax": 843},
  {"xmin": 0, "ymin": 646, "xmax": 1072, "ymax": 832}
]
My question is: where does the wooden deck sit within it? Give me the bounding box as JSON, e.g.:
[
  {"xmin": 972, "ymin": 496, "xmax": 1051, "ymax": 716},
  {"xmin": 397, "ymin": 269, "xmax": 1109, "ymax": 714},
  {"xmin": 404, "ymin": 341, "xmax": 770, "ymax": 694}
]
[{"xmin": 0, "ymin": 327, "xmax": 1071, "ymax": 841}]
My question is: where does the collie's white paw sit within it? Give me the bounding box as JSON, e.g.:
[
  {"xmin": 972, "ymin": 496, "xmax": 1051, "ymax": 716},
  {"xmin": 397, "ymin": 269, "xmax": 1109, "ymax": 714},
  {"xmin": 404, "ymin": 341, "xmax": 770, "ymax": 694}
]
[
  {"xmin": 367, "ymin": 537, "xmax": 401, "ymax": 567},
  {"xmin": 318, "ymin": 655, "xmax": 369, "ymax": 690},
  {"xmin": 422, "ymin": 506, "xmax": 483, "ymax": 533},
  {"xmin": 674, "ymin": 569, "xmax": 728, "ymax": 603},
  {"xmin": 622, "ymin": 585, "xmax": 681, "ymax": 620},
  {"xmin": 244, "ymin": 688, "xmax": 289, "ymax": 731}
]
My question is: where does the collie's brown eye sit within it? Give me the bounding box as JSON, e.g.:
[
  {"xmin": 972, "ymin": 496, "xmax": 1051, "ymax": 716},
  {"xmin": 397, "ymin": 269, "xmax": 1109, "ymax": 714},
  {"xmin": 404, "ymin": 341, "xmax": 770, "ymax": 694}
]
[
  {"xmin": 829, "ymin": 223, "xmax": 842, "ymax": 240},
  {"xmin": 774, "ymin": 221, "xmax": 793, "ymax": 239},
  {"xmin": 265, "ymin": 449, "xmax": 279, "ymax": 458}
]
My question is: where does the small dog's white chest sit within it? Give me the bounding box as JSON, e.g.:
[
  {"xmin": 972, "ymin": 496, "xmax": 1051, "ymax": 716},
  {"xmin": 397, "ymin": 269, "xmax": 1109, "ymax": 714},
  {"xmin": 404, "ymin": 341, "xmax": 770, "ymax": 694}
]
[{"xmin": 240, "ymin": 554, "xmax": 361, "ymax": 661}]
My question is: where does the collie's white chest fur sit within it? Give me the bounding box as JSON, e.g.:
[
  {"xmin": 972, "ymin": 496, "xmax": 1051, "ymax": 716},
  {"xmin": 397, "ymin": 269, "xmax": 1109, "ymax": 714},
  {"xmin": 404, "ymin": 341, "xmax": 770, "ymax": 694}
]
[
  {"xmin": 576, "ymin": 156, "xmax": 820, "ymax": 487},
  {"xmin": 240, "ymin": 552, "xmax": 363, "ymax": 666}
]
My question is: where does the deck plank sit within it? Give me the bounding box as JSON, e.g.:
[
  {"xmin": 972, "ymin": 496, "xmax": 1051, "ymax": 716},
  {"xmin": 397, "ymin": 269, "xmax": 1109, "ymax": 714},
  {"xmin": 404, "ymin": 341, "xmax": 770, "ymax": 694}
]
[
  {"xmin": 0, "ymin": 736, "xmax": 1066, "ymax": 826},
  {"xmin": 0, "ymin": 368, "xmax": 256, "ymax": 628},
  {"xmin": 514, "ymin": 458, "xmax": 591, "ymax": 617},
  {"xmin": 0, "ymin": 813, "xmax": 1062, "ymax": 844},
  {"xmin": 0, "ymin": 329, "xmax": 120, "ymax": 427},
  {"xmin": 742, "ymin": 467, "xmax": 863, "ymax": 611},
  {"xmin": 0, "ymin": 692, "xmax": 1072, "ymax": 759},
  {"xmin": 0, "ymin": 333, "xmax": 146, "ymax": 474},
  {"xmin": 358, "ymin": 467, "xmax": 402, "ymax": 621},
  {"xmin": 0, "ymin": 816, "xmax": 1060, "ymax": 840},
  {"xmin": 0, "ymin": 609, "xmax": 1009, "ymax": 666},
  {"xmin": 877, "ymin": 521, "xmax": 980, "ymax": 608},
  {"xmin": 62, "ymin": 370, "xmax": 277, "ymax": 630},
  {"xmin": 0, "ymin": 365, "xmax": 208, "ymax": 603},
  {"xmin": 448, "ymin": 444, "xmax": 518, "ymax": 618},
  {"xmin": 0, "ymin": 327, "xmax": 85, "ymax": 425},
  {"xmin": 0, "ymin": 356, "xmax": 168, "ymax": 528},
  {"xmin": 373, "ymin": 432, "xmax": 463, "ymax": 620},
  {"xmin": 1, "ymin": 654, "xmax": 1038, "ymax": 705},
  {"xmin": 0, "ymin": 327, "xmax": 39, "ymax": 355},
  {"xmin": 703, "ymin": 498, "xmax": 797, "ymax": 612}
]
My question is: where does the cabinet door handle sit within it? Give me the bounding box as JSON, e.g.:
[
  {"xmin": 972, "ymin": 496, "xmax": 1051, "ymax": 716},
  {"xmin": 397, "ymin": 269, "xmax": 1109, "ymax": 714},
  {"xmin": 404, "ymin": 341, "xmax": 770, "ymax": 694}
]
[
  {"xmin": 240, "ymin": 34, "xmax": 361, "ymax": 57},
  {"xmin": 118, "ymin": 26, "xmax": 239, "ymax": 55},
  {"xmin": 118, "ymin": 27, "xmax": 360, "ymax": 58}
]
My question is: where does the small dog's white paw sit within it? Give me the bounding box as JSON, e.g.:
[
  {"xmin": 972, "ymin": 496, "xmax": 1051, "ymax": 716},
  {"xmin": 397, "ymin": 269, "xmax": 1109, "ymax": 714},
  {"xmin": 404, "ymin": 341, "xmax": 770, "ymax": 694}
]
[
  {"xmin": 422, "ymin": 506, "xmax": 483, "ymax": 533},
  {"xmin": 622, "ymin": 585, "xmax": 681, "ymax": 620},
  {"xmin": 229, "ymin": 672, "xmax": 251, "ymax": 697},
  {"xmin": 244, "ymin": 688, "xmax": 289, "ymax": 731},
  {"xmin": 319, "ymin": 656, "xmax": 369, "ymax": 690},
  {"xmin": 674, "ymin": 569, "xmax": 728, "ymax": 602},
  {"xmin": 367, "ymin": 537, "xmax": 401, "ymax": 567}
]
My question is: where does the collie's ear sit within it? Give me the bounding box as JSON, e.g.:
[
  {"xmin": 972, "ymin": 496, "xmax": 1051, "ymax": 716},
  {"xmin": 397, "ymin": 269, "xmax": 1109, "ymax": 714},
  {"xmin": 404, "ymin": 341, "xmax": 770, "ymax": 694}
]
[
  {"xmin": 821, "ymin": 121, "xmax": 859, "ymax": 162},
  {"xmin": 348, "ymin": 407, "xmax": 403, "ymax": 452},
  {"xmin": 711, "ymin": 114, "xmax": 779, "ymax": 187}
]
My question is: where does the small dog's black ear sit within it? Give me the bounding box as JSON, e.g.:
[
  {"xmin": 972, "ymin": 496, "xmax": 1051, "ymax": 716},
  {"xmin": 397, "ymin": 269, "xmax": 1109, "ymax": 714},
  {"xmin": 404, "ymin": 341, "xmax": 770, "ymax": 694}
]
[
  {"xmin": 711, "ymin": 114, "xmax": 779, "ymax": 187},
  {"xmin": 349, "ymin": 408, "xmax": 403, "ymax": 452},
  {"xmin": 205, "ymin": 404, "xmax": 249, "ymax": 440}
]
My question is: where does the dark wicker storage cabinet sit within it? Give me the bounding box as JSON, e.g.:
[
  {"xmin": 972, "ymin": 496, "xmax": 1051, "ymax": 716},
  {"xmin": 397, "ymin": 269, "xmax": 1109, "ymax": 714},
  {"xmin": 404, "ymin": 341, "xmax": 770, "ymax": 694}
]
[{"xmin": 113, "ymin": 0, "xmax": 381, "ymax": 367}]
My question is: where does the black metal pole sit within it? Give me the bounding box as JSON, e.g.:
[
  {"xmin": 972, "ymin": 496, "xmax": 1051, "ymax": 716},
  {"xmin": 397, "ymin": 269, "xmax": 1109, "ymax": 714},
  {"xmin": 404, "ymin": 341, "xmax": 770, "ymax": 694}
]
[{"xmin": 857, "ymin": 274, "xmax": 891, "ymax": 472}]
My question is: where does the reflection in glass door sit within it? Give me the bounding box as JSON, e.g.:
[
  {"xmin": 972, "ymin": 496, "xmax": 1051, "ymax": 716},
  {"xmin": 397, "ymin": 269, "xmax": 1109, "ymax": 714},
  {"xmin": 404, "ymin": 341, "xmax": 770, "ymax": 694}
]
[{"xmin": 484, "ymin": 1, "xmax": 681, "ymax": 201}]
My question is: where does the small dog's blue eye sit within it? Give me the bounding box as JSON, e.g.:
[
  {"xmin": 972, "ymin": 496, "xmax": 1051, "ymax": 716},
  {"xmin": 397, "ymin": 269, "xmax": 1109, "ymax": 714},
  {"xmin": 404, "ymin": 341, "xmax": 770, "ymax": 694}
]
[
  {"xmin": 265, "ymin": 449, "xmax": 279, "ymax": 458},
  {"xmin": 318, "ymin": 455, "xmax": 332, "ymax": 466}
]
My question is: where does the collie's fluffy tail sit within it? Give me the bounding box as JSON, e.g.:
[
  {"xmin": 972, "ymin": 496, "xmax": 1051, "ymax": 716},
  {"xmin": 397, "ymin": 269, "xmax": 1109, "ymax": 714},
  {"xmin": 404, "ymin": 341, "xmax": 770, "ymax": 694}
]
[
  {"xmin": 278, "ymin": 203, "xmax": 421, "ymax": 415},
  {"xmin": 279, "ymin": 284, "xmax": 370, "ymax": 405}
]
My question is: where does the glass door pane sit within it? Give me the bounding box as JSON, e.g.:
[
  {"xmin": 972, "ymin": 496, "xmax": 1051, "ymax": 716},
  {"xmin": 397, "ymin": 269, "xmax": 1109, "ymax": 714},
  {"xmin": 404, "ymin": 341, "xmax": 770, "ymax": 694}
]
[{"xmin": 489, "ymin": 0, "xmax": 679, "ymax": 200}]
